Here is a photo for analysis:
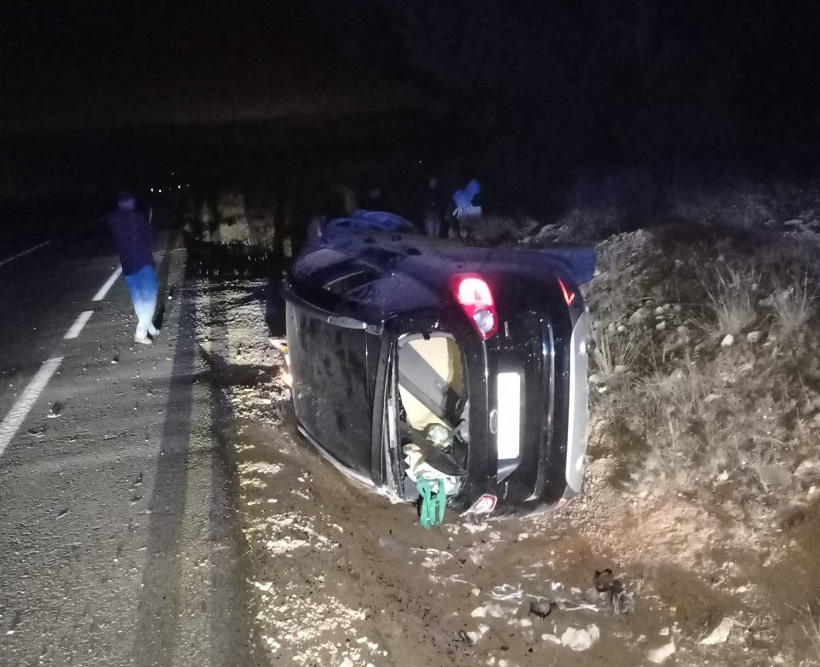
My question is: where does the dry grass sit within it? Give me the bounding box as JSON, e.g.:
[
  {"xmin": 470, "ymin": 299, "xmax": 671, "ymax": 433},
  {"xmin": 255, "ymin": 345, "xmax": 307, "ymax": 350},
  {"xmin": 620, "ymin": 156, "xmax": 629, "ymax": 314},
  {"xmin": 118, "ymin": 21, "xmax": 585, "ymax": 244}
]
[
  {"xmin": 642, "ymin": 358, "xmax": 709, "ymax": 421},
  {"xmin": 703, "ymin": 267, "xmax": 758, "ymax": 336},
  {"xmin": 772, "ymin": 275, "xmax": 818, "ymax": 336},
  {"xmin": 633, "ymin": 358, "xmax": 724, "ymax": 487},
  {"xmin": 586, "ymin": 224, "xmax": 820, "ymax": 503},
  {"xmin": 591, "ymin": 326, "xmax": 641, "ymax": 378},
  {"xmin": 798, "ymin": 603, "xmax": 820, "ymax": 663}
]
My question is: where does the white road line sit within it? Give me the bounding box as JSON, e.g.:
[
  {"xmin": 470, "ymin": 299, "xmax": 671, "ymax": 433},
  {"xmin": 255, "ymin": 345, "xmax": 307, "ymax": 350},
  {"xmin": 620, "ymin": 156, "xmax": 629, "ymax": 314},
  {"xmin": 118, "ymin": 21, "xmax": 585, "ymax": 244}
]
[
  {"xmin": 0, "ymin": 240, "xmax": 52, "ymax": 268},
  {"xmin": 64, "ymin": 310, "xmax": 95, "ymax": 339},
  {"xmin": 0, "ymin": 356, "xmax": 63, "ymax": 458},
  {"xmin": 92, "ymin": 266, "xmax": 122, "ymax": 301}
]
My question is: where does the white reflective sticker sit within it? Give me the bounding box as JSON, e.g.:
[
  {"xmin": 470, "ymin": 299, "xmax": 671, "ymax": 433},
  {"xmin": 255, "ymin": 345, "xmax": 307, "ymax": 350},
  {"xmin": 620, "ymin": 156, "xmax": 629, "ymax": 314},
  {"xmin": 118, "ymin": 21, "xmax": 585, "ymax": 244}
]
[{"xmin": 496, "ymin": 372, "xmax": 521, "ymax": 459}]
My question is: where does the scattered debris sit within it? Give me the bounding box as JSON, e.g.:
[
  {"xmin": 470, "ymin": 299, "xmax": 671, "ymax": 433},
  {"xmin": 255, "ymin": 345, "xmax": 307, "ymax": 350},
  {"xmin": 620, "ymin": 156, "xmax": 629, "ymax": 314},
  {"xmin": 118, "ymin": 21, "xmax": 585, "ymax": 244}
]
[
  {"xmin": 471, "ymin": 603, "xmax": 510, "ymax": 619},
  {"xmin": 550, "ymin": 598, "xmax": 601, "ymax": 613},
  {"xmin": 529, "ymin": 600, "xmax": 553, "ymax": 618},
  {"xmin": 700, "ymin": 617, "xmax": 734, "ymax": 645},
  {"xmin": 462, "ymin": 521, "xmax": 489, "ymax": 534},
  {"xmin": 647, "ymin": 640, "xmax": 676, "ymax": 664},
  {"xmin": 594, "ymin": 568, "xmax": 614, "ymax": 592},
  {"xmin": 460, "ymin": 624, "xmax": 491, "ymax": 644},
  {"xmin": 491, "ymin": 584, "xmax": 524, "ymax": 601},
  {"xmin": 560, "ymin": 624, "xmax": 600, "ymax": 651},
  {"xmin": 593, "ymin": 568, "xmax": 634, "ymax": 614}
]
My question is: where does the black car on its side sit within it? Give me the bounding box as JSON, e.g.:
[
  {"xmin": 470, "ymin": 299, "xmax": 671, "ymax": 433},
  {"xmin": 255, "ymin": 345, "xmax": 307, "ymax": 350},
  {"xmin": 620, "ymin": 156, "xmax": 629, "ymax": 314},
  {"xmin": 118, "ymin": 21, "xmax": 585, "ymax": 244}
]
[{"xmin": 283, "ymin": 213, "xmax": 591, "ymax": 518}]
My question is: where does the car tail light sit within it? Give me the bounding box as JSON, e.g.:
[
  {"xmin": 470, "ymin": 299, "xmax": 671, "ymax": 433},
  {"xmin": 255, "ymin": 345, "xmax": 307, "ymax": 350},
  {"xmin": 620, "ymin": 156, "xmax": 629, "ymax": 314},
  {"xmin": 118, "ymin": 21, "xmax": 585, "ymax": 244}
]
[
  {"xmin": 452, "ymin": 274, "xmax": 499, "ymax": 340},
  {"xmin": 557, "ymin": 277, "xmax": 576, "ymax": 307}
]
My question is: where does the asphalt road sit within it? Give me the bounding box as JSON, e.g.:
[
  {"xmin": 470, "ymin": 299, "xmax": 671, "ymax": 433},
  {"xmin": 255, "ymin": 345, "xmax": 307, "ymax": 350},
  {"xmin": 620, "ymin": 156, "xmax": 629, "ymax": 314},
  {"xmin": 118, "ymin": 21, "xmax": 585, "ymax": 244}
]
[{"xmin": 0, "ymin": 224, "xmax": 252, "ymax": 666}]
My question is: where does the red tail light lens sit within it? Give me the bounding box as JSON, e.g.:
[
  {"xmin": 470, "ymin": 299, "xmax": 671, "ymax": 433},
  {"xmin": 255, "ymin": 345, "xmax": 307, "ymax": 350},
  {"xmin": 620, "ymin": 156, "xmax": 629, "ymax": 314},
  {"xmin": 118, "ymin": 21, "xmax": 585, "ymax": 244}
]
[
  {"xmin": 557, "ymin": 277, "xmax": 576, "ymax": 307},
  {"xmin": 452, "ymin": 274, "xmax": 499, "ymax": 340}
]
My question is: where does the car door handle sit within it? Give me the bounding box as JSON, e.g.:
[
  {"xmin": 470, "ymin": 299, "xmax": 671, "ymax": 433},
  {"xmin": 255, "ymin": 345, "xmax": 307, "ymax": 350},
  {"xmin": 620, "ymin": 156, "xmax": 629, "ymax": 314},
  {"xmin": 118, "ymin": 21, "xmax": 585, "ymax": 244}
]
[{"xmin": 326, "ymin": 315, "xmax": 368, "ymax": 330}]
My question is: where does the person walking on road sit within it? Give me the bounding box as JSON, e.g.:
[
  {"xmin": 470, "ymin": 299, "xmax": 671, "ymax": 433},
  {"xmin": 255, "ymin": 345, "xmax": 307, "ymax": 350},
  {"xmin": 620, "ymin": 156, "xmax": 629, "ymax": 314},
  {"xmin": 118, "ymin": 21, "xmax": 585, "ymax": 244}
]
[{"xmin": 107, "ymin": 191, "xmax": 160, "ymax": 345}]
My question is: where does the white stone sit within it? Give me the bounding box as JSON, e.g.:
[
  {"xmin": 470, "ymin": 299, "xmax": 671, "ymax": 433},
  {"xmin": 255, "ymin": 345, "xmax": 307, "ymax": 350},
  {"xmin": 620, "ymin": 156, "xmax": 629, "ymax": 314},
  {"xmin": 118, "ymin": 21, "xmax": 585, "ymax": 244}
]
[
  {"xmin": 560, "ymin": 625, "xmax": 600, "ymax": 651},
  {"xmin": 746, "ymin": 331, "xmax": 762, "ymax": 344},
  {"xmin": 628, "ymin": 307, "xmax": 650, "ymax": 325},
  {"xmin": 700, "ymin": 617, "xmax": 734, "ymax": 645},
  {"xmin": 465, "ymin": 625, "xmax": 490, "ymax": 644},
  {"xmin": 647, "ymin": 640, "xmax": 676, "ymax": 663},
  {"xmin": 720, "ymin": 334, "xmax": 734, "ymax": 348}
]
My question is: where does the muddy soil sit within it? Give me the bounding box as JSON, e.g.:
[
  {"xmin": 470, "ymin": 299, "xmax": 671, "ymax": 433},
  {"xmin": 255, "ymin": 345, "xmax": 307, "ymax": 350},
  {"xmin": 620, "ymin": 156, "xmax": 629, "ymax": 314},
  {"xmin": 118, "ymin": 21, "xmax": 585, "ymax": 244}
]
[{"xmin": 193, "ymin": 272, "xmax": 820, "ymax": 667}]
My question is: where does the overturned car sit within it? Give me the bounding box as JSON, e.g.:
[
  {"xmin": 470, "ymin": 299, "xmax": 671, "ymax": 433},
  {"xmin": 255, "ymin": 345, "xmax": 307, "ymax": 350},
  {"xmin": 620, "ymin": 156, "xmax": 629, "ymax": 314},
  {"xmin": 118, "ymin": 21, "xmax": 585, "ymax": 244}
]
[{"xmin": 283, "ymin": 212, "xmax": 591, "ymax": 518}]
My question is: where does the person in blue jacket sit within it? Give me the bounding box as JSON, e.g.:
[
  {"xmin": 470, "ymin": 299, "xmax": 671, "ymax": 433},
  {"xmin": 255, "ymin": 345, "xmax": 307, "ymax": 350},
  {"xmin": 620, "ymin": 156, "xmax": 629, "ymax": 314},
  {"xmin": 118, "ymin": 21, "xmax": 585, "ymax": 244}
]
[
  {"xmin": 451, "ymin": 179, "xmax": 482, "ymax": 239},
  {"xmin": 107, "ymin": 191, "xmax": 160, "ymax": 345}
]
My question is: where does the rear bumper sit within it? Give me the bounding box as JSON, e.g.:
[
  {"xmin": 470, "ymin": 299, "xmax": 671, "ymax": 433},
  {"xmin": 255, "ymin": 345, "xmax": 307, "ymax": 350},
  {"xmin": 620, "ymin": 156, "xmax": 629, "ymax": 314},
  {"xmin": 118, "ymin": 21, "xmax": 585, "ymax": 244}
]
[{"xmin": 449, "ymin": 309, "xmax": 589, "ymax": 516}]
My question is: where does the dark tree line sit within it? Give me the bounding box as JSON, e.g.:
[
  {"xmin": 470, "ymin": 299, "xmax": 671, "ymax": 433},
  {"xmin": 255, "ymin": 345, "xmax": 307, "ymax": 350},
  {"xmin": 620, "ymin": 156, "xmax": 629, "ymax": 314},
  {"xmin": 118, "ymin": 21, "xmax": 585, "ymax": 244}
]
[{"xmin": 306, "ymin": 0, "xmax": 820, "ymax": 169}]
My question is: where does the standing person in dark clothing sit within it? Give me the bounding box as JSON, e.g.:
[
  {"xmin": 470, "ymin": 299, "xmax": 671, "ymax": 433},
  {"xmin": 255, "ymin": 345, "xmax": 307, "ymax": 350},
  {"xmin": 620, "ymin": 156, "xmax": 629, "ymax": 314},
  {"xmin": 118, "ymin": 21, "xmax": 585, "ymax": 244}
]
[
  {"xmin": 422, "ymin": 176, "xmax": 447, "ymax": 238},
  {"xmin": 363, "ymin": 187, "xmax": 381, "ymax": 211},
  {"xmin": 107, "ymin": 191, "xmax": 159, "ymax": 345}
]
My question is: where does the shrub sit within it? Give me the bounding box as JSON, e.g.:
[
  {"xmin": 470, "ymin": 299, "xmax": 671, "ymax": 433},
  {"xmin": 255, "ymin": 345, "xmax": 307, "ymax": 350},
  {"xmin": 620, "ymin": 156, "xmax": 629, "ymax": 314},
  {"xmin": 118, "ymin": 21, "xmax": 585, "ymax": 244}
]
[
  {"xmin": 702, "ymin": 267, "xmax": 758, "ymax": 337},
  {"xmin": 591, "ymin": 326, "xmax": 641, "ymax": 378},
  {"xmin": 772, "ymin": 276, "xmax": 818, "ymax": 336}
]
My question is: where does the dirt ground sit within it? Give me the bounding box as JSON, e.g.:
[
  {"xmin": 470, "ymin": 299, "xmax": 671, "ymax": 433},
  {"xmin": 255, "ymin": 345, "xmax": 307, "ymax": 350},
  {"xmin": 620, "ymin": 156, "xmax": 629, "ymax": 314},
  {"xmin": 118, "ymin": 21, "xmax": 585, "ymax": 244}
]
[{"xmin": 192, "ymin": 220, "xmax": 820, "ymax": 666}]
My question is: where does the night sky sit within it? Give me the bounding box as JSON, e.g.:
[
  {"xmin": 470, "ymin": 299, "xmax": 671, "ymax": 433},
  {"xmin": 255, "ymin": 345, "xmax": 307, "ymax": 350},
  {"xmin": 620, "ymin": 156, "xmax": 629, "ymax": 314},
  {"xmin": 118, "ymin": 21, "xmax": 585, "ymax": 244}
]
[{"xmin": 2, "ymin": 1, "xmax": 820, "ymax": 194}]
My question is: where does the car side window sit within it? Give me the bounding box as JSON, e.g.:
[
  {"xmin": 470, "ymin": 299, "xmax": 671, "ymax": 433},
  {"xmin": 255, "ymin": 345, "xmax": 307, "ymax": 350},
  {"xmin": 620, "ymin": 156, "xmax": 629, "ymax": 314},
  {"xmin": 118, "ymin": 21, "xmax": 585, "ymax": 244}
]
[{"xmin": 322, "ymin": 267, "xmax": 380, "ymax": 296}]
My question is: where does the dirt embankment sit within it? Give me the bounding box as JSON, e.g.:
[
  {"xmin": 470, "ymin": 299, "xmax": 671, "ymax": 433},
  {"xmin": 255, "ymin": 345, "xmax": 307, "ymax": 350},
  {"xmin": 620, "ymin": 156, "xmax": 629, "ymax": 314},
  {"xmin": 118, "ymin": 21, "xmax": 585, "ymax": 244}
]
[{"xmin": 191, "ymin": 205, "xmax": 820, "ymax": 665}]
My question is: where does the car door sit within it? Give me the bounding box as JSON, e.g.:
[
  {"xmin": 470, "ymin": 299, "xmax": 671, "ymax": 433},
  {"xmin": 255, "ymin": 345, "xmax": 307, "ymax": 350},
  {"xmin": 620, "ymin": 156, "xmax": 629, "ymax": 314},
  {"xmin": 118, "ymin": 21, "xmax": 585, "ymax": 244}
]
[{"xmin": 286, "ymin": 261, "xmax": 391, "ymax": 478}]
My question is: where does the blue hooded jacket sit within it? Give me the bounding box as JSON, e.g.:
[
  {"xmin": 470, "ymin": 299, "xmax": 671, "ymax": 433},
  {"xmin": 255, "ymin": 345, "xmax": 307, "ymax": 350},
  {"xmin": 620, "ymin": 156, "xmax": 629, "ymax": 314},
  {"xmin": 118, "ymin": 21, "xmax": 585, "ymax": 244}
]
[{"xmin": 107, "ymin": 206, "xmax": 155, "ymax": 276}]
